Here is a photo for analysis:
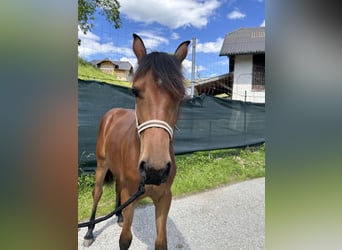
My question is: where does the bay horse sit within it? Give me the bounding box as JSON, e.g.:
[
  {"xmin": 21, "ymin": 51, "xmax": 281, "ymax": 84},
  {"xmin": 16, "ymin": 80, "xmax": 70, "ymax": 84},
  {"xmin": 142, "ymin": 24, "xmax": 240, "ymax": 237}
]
[{"xmin": 83, "ymin": 34, "xmax": 190, "ymax": 250}]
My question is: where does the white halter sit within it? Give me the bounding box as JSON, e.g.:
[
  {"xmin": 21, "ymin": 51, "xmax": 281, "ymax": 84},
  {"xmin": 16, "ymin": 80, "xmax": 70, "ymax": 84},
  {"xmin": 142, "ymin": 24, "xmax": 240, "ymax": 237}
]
[
  {"xmin": 136, "ymin": 119, "xmax": 173, "ymax": 139},
  {"xmin": 135, "ymin": 109, "xmax": 174, "ymax": 139}
]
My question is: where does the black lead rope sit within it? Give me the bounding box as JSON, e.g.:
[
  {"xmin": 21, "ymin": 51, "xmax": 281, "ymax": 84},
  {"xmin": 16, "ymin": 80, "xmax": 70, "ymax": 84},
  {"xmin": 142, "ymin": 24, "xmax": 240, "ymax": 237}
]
[{"xmin": 78, "ymin": 181, "xmax": 145, "ymax": 228}]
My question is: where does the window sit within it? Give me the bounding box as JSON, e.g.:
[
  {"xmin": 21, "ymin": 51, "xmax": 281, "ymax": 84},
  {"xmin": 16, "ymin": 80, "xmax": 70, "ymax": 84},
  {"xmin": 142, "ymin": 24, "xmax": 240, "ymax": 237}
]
[
  {"xmin": 229, "ymin": 56, "xmax": 235, "ymax": 73},
  {"xmin": 252, "ymin": 54, "xmax": 265, "ymax": 91}
]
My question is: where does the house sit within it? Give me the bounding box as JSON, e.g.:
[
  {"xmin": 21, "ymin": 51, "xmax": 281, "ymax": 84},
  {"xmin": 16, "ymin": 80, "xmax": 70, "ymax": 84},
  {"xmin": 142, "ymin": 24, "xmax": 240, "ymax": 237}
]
[
  {"xmin": 91, "ymin": 59, "xmax": 133, "ymax": 81},
  {"xmin": 194, "ymin": 27, "xmax": 265, "ymax": 103},
  {"xmin": 219, "ymin": 27, "xmax": 265, "ymax": 103}
]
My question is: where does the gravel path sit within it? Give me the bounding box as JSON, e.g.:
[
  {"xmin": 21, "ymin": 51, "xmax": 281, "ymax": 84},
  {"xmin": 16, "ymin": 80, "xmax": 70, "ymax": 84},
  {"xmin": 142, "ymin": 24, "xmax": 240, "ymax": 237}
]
[{"xmin": 78, "ymin": 177, "xmax": 265, "ymax": 250}]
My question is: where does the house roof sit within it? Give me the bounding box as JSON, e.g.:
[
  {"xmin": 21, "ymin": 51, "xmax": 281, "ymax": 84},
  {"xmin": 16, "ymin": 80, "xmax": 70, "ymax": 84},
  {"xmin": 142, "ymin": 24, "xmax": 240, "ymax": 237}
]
[
  {"xmin": 219, "ymin": 27, "xmax": 265, "ymax": 56},
  {"xmin": 91, "ymin": 58, "xmax": 133, "ymax": 71}
]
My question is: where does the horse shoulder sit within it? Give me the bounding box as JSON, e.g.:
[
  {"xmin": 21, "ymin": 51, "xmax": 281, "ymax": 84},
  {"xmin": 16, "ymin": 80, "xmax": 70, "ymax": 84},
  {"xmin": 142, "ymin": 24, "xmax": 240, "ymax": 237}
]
[{"xmin": 97, "ymin": 108, "xmax": 138, "ymax": 160}]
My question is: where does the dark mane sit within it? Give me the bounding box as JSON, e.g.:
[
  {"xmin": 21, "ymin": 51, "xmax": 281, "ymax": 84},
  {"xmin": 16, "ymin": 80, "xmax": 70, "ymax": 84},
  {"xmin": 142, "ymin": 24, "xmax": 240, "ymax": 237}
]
[{"xmin": 133, "ymin": 52, "xmax": 185, "ymax": 99}]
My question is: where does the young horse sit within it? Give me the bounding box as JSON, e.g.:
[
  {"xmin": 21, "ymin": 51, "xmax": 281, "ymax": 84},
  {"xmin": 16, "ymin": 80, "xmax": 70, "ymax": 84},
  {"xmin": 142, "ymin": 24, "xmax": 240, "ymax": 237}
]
[{"xmin": 83, "ymin": 34, "xmax": 190, "ymax": 250}]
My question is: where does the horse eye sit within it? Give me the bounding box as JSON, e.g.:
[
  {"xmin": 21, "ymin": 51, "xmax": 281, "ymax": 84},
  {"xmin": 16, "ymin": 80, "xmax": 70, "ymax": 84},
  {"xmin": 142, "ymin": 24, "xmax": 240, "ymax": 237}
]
[{"xmin": 132, "ymin": 88, "xmax": 140, "ymax": 98}]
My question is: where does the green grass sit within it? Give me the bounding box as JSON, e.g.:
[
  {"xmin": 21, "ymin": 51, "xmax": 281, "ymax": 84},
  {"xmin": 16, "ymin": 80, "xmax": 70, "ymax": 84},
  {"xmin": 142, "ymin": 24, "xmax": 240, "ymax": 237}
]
[
  {"xmin": 78, "ymin": 144, "xmax": 265, "ymax": 222},
  {"xmin": 78, "ymin": 57, "xmax": 132, "ymax": 87}
]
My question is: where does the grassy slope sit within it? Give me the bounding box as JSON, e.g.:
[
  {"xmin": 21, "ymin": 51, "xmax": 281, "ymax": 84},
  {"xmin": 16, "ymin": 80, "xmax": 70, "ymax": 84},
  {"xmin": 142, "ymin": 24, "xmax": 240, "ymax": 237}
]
[
  {"xmin": 78, "ymin": 57, "xmax": 194, "ymax": 89},
  {"xmin": 78, "ymin": 145, "xmax": 265, "ymax": 222},
  {"xmin": 78, "ymin": 57, "xmax": 132, "ymax": 87}
]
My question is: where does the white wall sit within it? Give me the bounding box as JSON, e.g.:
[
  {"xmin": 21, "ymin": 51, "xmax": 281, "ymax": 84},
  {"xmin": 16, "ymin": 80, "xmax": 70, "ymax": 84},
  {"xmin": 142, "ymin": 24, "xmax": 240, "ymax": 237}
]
[{"xmin": 232, "ymin": 55, "xmax": 265, "ymax": 103}]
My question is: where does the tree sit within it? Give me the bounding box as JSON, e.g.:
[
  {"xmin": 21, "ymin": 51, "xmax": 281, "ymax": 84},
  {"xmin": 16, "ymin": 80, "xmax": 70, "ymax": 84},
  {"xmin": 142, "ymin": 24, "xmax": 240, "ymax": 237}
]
[{"xmin": 78, "ymin": 0, "xmax": 121, "ymax": 45}]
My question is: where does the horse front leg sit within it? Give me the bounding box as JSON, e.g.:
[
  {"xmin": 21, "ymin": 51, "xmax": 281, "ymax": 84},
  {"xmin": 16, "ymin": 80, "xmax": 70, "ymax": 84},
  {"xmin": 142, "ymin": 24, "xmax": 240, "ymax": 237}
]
[
  {"xmin": 83, "ymin": 166, "xmax": 108, "ymax": 247},
  {"xmin": 119, "ymin": 188, "xmax": 136, "ymax": 250},
  {"xmin": 153, "ymin": 190, "xmax": 172, "ymax": 250},
  {"xmin": 116, "ymin": 180, "xmax": 124, "ymax": 227}
]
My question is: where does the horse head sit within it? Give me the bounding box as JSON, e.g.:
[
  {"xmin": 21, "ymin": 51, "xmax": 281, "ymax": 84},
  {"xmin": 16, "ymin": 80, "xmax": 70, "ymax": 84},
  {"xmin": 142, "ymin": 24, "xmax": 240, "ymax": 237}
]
[{"xmin": 132, "ymin": 34, "xmax": 190, "ymax": 185}]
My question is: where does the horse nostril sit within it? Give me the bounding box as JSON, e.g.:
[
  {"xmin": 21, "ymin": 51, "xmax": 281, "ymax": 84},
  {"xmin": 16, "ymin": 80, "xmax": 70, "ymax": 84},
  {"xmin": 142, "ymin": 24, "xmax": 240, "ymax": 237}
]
[
  {"xmin": 161, "ymin": 162, "xmax": 171, "ymax": 181},
  {"xmin": 139, "ymin": 161, "xmax": 147, "ymax": 181}
]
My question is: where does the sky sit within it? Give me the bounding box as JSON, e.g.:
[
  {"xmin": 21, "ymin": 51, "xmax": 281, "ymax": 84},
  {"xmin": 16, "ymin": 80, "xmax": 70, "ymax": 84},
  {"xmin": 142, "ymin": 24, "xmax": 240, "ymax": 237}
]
[{"xmin": 78, "ymin": 0, "xmax": 265, "ymax": 80}]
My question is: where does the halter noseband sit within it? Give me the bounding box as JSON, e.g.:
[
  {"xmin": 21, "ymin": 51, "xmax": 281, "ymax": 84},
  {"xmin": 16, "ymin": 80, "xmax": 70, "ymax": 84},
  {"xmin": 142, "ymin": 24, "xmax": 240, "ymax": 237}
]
[{"xmin": 135, "ymin": 111, "xmax": 174, "ymax": 139}]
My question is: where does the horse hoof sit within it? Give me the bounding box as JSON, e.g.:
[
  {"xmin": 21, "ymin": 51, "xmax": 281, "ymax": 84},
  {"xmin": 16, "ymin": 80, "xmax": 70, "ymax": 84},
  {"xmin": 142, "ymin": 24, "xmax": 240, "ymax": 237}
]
[
  {"xmin": 118, "ymin": 221, "xmax": 123, "ymax": 227},
  {"xmin": 83, "ymin": 238, "xmax": 95, "ymax": 247}
]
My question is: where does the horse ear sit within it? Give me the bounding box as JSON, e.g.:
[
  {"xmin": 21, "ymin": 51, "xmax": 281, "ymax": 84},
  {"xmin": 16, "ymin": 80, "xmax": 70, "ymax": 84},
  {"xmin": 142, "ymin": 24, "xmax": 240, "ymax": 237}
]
[
  {"xmin": 133, "ymin": 33, "xmax": 146, "ymax": 62},
  {"xmin": 174, "ymin": 40, "xmax": 190, "ymax": 62}
]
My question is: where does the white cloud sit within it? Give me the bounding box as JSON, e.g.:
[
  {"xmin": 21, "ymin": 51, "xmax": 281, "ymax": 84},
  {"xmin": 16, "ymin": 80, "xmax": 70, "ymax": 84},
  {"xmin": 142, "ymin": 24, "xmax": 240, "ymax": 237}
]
[
  {"xmin": 78, "ymin": 28, "xmax": 100, "ymax": 43},
  {"xmin": 181, "ymin": 59, "xmax": 206, "ymax": 79},
  {"xmin": 182, "ymin": 59, "xmax": 193, "ymax": 77},
  {"xmin": 227, "ymin": 0, "xmax": 237, "ymax": 6},
  {"xmin": 120, "ymin": 0, "xmax": 221, "ymax": 29},
  {"xmin": 196, "ymin": 65, "xmax": 207, "ymax": 73},
  {"xmin": 171, "ymin": 32, "xmax": 180, "ymax": 40},
  {"xmin": 78, "ymin": 27, "xmax": 133, "ymax": 59},
  {"xmin": 217, "ymin": 59, "xmax": 228, "ymax": 67},
  {"xmin": 135, "ymin": 31, "xmax": 169, "ymax": 51},
  {"xmin": 227, "ymin": 8, "xmax": 246, "ymax": 20},
  {"xmin": 196, "ymin": 37, "xmax": 224, "ymax": 53},
  {"xmin": 260, "ymin": 19, "xmax": 265, "ymax": 27}
]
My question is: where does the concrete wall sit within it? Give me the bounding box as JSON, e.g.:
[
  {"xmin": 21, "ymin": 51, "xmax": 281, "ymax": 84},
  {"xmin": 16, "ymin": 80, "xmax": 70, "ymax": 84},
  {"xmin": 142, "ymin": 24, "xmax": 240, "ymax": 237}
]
[{"xmin": 232, "ymin": 55, "xmax": 265, "ymax": 103}]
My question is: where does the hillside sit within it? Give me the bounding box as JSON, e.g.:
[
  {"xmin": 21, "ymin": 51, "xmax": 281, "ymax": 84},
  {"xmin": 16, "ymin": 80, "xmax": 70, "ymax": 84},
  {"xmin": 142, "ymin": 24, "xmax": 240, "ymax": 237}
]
[
  {"xmin": 78, "ymin": 57, "xmax": 132, "ymax": 88},
  {"xmin": 78, "ymin": 57, "xmax": 195, "ymax": 91}
]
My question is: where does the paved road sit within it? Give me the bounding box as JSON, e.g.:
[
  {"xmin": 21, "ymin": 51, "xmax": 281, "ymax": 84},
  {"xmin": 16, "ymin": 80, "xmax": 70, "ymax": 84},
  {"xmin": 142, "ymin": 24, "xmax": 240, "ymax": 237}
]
[{"xmin": 78, "ymin": 177, "xmax": 265, "ymax": 250}]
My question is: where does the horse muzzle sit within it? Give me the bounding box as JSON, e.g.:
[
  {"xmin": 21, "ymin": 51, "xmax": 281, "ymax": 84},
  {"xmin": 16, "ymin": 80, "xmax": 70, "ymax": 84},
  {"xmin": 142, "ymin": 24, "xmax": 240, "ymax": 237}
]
[{"xmin": 139, "ymin": 161, "xmax": 171, "ymax": 185}]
